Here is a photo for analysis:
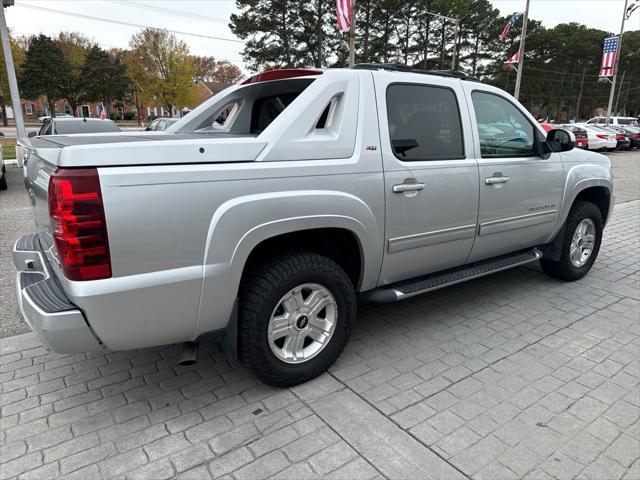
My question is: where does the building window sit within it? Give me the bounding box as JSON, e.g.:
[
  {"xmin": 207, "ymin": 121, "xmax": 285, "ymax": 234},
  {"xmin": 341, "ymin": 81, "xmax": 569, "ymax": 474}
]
[{"xmin": 24, "ymin": 104, "xmax": 33, "ymax": 115}]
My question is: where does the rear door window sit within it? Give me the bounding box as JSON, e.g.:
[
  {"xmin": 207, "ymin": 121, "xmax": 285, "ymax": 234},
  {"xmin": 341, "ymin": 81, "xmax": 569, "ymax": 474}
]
[{"xmin": 386, "ymin": 84, "xmax": 464, "ymax": 161}]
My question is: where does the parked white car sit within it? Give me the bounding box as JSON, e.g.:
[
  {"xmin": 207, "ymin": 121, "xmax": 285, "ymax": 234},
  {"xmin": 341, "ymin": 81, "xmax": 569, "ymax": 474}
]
[
  {"xmin": 575, "ymin": 124, "xmax": 617, "ymax": 151},
  {"xmin": 586, "ymin": 116, "xmax": 638, "ymax": 127}
]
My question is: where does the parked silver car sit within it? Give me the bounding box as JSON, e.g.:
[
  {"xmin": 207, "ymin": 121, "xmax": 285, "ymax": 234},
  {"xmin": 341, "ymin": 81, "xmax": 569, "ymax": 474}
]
[{"xmin": 14, "ymin": 66, "xmax": 613, "ymax": 386}]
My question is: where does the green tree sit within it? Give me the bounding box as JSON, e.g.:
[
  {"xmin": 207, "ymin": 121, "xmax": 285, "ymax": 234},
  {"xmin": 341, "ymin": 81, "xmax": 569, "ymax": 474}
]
[
  {"xmin": 230, "ymin": 0, "xmax": 305, "ymax": 70},
  {"xmin": 55, "ymin": 32, "xmax": 91, "ymax": 116},
  {"xmin": 128, "ymin": 28, "xmax": 197, "ymax": 116},
  {"xmin": 80, "ymin": 45, "xmax": 129, "ymax": 114},
  {"xmin": 19, "ymin": 34, "xmax": 69, "ymax": 117}
]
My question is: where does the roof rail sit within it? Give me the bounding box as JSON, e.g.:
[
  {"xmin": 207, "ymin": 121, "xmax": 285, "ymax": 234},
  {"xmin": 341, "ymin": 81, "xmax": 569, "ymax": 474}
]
[{"xmin": 351, "ymin": 63, "xmax": 480, "ymax": 82}]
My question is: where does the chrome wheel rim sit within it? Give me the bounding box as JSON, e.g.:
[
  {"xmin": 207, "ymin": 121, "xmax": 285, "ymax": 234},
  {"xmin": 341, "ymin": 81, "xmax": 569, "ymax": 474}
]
[
  {"xmin": 570, "ymin": 218, "xmax": 596, "ymax": 268},
  {"xmin": 267, "ymin": 283, "xmax": 337, "ymax": 364}
]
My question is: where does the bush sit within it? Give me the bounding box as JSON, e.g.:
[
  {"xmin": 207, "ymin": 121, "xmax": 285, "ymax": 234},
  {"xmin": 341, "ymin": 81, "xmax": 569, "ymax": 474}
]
[
  {"xmin": 123, "ymin": 111, "xmax": 136, "ymax": 121},
  {"xmin": 109, "ymin": 112, "xmax": 118, "ymax": 121}
]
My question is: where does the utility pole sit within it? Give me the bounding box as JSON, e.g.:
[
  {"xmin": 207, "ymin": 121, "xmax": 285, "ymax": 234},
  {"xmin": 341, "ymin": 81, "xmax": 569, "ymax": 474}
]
[
  {"xmin": 513, "ymin": 0, "xmax": 530, "ymax": 101},
  {"xmin": 574, "ymin": 66, "xmax": 586, "ymax": 122},
  {"xmin": 614, "ymin": 70, "xmax": 625, "ymax": 115},
  {"xmin": 606, "ymin": 0, "xmax": 629, "ymax": 123},
  {"xmin": 0, "ymin": 0, "xmax": 25, "ymax": 139},
  {"xmin": 348, "ymin": 0, "xmax": 356, "ymax": 67}
]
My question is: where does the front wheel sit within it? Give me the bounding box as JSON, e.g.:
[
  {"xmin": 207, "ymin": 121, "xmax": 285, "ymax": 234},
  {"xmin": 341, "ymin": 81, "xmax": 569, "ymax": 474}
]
[
  {"xmin": 540, "ymin": 201, "xmax": 603, "ymax": 281},
  {"xmin": 238, "ymin": 252, "xmax": 356, "ymax": 387}
]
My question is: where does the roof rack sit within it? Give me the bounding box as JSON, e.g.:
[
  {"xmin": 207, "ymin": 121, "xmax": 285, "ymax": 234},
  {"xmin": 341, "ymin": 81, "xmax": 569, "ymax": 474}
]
[{"xmin": 351, "ymin": 63, "xmax": 480, "ymax": 82}]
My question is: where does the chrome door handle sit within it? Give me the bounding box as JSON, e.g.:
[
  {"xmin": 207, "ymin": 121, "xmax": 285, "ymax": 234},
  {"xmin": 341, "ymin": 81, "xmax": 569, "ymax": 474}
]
[
  {"xmin": 393, "ymin": 182, "xmax": 425, "ymax": 193},
  {"xmin": 485, "ymin": 176, "xmax": 510, "ymax": 185}
]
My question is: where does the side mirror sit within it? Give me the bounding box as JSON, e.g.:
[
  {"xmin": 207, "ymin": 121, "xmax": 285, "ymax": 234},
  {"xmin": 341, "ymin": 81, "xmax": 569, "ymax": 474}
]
[
  {"xmin": 545, "ymin": 128, "xmax": 575, "ymax": 155},
  {"xmin": 0, "ymin": 131, "xmax": 4, "ymax": 138},
  {"xmin": 28, "ymin": 131, "xmax": 37, "ymax": 138}
]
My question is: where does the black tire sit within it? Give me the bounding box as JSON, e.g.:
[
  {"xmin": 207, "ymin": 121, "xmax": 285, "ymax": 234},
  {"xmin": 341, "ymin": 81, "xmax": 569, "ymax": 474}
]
[
  {"xmin": 238, "ymin": 251, "xmax": 356, "ymax": 387},
  {"xmin": 0, "ymin": 172, "xmax": 7, "ymax": 191},
  {"xmin": 540, "ymin": 201, "xmax": 603, "ymax": 281}
]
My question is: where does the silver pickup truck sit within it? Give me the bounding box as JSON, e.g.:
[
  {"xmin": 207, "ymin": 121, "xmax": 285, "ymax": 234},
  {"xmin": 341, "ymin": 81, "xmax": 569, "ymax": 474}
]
[{"xmin": 14, "ymin": 65, "xmax": 613, "ymax": 387}]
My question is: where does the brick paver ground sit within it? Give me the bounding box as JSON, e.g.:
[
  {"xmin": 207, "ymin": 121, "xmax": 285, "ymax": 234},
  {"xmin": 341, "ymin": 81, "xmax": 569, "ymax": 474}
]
[
  {"xmin": 1, "ymin": 172, "xmax": 639, "ymax": 479},
  {"xmin": 0, "ymin": 201, "xmax": 640, "ymax": 480}
]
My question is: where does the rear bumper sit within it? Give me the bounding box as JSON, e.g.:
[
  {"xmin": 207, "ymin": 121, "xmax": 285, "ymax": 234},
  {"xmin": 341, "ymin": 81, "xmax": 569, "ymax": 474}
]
[{"xmin": 13, "ymin": 234, "xmax": 103, "ymax": 353}]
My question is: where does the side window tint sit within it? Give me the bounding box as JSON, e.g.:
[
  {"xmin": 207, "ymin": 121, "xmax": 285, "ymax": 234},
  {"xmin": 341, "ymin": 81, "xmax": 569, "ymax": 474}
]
[
  {"xmin": 471, "ymin": 91, "xmax": 536, "ymax": 158},
  {"xmin": 386, "ymin": 84, "xmax": 464, "ymax": 161}
]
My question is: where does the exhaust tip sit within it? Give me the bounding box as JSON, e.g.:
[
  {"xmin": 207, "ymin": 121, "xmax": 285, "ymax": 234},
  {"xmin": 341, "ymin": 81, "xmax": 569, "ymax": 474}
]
[{"xmin": 178, "ymin": 342, "xmax": 199, "ymax": 366}]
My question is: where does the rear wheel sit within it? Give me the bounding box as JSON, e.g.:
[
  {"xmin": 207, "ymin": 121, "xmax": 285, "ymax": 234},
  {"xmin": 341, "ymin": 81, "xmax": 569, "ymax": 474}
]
[
  {"xmin": 238, "ymin": 252, "xmax": 356, "ymax": 387},
  {"xmin": 540, "ymin": 201, "xmax": 603, "ymax": 281},
  {"xmin": 0, "ymin": 169, "xmax": 7, "ymax": 191}
]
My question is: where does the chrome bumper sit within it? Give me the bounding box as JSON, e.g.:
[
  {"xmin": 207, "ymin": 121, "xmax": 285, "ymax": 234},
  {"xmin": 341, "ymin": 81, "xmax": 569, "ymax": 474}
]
[{"xmin": 13, "ymin": 234, "xmax": 103, "ymax": 353}]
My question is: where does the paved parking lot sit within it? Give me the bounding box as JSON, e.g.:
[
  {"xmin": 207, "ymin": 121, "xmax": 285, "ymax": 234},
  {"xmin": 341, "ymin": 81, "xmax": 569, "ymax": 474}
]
[{"xmin": 1, "ymin": 151, "xmax": 639, "ymax": 479}]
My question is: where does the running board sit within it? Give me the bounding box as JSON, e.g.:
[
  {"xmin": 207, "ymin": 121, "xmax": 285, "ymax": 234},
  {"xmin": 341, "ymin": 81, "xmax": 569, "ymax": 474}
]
[{"xmin": 364, "ymin": 249, "xmax": 542, "ymax": 303}]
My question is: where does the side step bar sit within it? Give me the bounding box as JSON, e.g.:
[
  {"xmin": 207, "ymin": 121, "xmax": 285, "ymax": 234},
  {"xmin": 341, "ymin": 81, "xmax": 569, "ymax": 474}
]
[{"xmin": 364, "ymin": 249, "xmax": 542, "ymax": 303}]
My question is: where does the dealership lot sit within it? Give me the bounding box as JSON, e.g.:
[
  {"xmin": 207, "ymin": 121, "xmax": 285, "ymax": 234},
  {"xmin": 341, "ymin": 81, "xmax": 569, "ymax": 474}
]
[{"xmin": 0, "ymin": 151, "xmax": 638, "ymax": 479}]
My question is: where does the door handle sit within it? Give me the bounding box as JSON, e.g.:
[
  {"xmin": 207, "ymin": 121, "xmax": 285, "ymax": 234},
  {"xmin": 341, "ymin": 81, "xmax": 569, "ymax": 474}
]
[
  {"xmin": 485, "ymin": 176, "xmax": 510, "ymax": 185},
  {"xmin": 393, "ymin": 182, "xmax": 425, "ymax": 193}
]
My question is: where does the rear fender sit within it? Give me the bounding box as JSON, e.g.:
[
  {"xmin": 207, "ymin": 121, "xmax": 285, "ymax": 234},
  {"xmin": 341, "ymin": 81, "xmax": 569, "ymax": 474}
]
[{"xmin": 195, "ymin": 190, "xmax": 382, "ymax": 337}]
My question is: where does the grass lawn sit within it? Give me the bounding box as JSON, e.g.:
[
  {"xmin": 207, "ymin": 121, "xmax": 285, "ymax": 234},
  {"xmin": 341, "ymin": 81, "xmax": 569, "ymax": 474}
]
[{"xmin": 1, "ymin": 137, "xmax": 16, "ymax": 160}]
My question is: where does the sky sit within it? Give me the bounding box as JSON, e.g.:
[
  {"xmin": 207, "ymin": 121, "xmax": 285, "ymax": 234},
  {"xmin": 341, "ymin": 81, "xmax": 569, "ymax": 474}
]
[{"xmin": 4, "ymin": 0, "xmax": 640, "ymax": 72}]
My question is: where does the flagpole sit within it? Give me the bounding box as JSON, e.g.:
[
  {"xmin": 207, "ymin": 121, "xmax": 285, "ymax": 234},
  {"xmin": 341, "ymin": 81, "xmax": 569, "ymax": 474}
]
[
  {"xmin": 606, "ymin": 0, "xmax": 629, "ymax": 123},
  {"xmin": 513, "ymin": 0, "xmax": 530, "ymax": 101},
  {"xmin": 348, "ymin": 0, "xmax": 356, "ymax": 67}
]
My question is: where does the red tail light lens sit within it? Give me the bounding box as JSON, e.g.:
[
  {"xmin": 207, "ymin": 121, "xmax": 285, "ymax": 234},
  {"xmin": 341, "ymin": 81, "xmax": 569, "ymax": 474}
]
[
  {"xmin": 634, "ymin": 134, "xmax": 640, "ymax": 139},
  {"xmin": 596, "ymin": 134, "xmax": 607, "ymax": 139},
  {"xmin": 48, "ymin": 168, "xmax": 111, "ymax": 281},
  {"xmin": 615, "ymin": 134, "xmax": 624, "ymax": 140}
]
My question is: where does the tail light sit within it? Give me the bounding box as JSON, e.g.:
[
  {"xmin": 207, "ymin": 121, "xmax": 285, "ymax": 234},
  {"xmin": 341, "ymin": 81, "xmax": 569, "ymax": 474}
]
[
  {"xmin": 615, "ymin": 134, "xmax": 625, "ymax": 140},
  {"xmin": 634, "ymin": 134, "xmax": 640, "ymax": 139},
  {"xmin": 48, "ymin": 168, "xmax": 111, "ymax": 281},
  {"xmin": 596, "ymin": 134, "xmax": 607, "ymax": 139}
]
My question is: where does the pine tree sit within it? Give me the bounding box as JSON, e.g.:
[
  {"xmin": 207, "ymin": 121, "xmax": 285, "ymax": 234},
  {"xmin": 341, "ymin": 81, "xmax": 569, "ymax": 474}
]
[{"xmin": 19, "ymin": 34, "xmax": 69, "ymax": 117}]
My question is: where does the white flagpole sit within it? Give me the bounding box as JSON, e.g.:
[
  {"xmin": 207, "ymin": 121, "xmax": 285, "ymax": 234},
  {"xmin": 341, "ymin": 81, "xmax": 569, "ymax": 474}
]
[
  {"xmin": 606, "ymin": 0, "xmax": 629, "ymax": 123},
  {"xmin": 513, "ymin": 0, "xmax": 530, "ymax": 101}
]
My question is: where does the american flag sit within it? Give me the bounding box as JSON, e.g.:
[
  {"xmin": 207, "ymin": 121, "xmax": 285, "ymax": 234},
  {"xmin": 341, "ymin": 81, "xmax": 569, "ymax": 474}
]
[
  {"xmin": 504, "ymin": 51, "xmax": 520, "ymax": 65},
  {"xmin": 336, "ymin": 0, "xmax": 351, "ymax": 32},
  {"xmin": 599, "ymin": 36, "xmax": 619, "ymax": 77},
  {"xmin": 499, "ymin": 12, "xmax": 523, "ymax": 40}
]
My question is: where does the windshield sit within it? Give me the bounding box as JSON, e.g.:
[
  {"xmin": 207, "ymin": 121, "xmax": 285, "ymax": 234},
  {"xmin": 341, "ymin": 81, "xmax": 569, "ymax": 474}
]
[
  {"xmin": 55, "ymin": 120, "xmax": 121, "ymax": 134},
  {"xmin": 617, "ymin": 118, "xmax": 638, "ymax": 126}
]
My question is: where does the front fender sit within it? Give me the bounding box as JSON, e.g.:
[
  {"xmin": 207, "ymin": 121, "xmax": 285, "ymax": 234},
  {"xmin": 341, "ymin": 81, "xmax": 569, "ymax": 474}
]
[
  {"xmin": 195, "ymin": 190, "xmax": 383, "ymax": 337},
  {"xmin": 549, "ymin": 162, "xmax": 613, "ymax": 240}
]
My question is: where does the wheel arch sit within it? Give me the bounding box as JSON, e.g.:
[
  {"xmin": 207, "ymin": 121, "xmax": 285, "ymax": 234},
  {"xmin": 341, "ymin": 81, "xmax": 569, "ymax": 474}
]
[{"xmin": 195, "ymin": 190, "xmax": 383, "ymax": 339}]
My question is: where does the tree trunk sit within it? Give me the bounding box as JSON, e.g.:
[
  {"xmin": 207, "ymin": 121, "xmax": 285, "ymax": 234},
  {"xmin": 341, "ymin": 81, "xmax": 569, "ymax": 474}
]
[
  {"xmin": 439, "ymin": 20, "xmax": 446, "ymax": 69},
  {"xmin": 362, "ymin": 1, "xmax": 371, "ymax": 62},
  {"xmin": 48, "ymin": 96, "xmax": 56, "ymax": 118},
  {"xmin": 315, "ymin": 0, "xmax": 323, "ymax": 68},
  {"xmin": 423, "ymin": 17, "xmax": 431, "ymax": 70},
  {"xmin": 69, "ymin": 100, "xmax": 79, "ymax": 117},
  {"xmin": 0, "ymin": 94, "xmax": 7, "ymax": 127}
]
